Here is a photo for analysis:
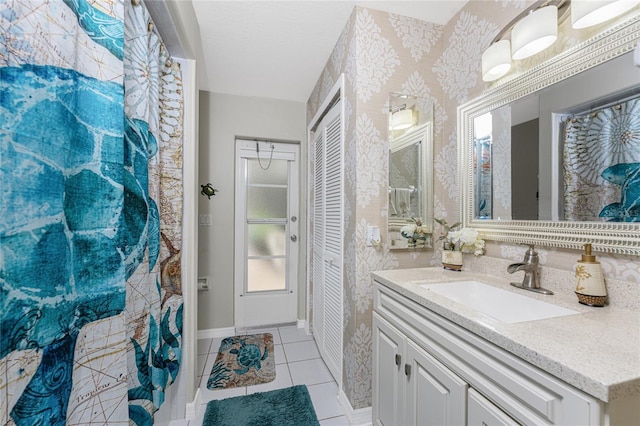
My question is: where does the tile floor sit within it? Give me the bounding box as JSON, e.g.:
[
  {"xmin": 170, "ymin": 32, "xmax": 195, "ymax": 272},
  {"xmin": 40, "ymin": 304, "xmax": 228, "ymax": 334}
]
[{"xmin": 188, "ymin": 325, "xmax": 348, "ymax": 425}]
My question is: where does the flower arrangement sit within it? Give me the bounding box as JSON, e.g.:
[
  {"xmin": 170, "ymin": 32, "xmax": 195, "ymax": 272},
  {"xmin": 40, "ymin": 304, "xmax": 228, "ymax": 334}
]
[
  {"xmin": 400, "ymin": 218, "xmax": 429, "ymax": 247},
  {"xmin": 435, "ymin": 218, "xmax": 485, "ymax": 256}
]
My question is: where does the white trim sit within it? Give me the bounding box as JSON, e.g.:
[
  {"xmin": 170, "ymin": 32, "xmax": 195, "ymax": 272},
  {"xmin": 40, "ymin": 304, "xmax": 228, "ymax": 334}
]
[
  {"xmin": 308, "ymin": 75, "xmax": 344, "ymax": 133},
  {"xmin": 184, "ymin": 388, "xmax": 201, "ymax": 420},
  {"xmin": 197, "ymin": 327, "xmax": 236, "ymax": 340},
  {"xmin": 337, "ymin": 389, "xmax": 373, "ymax": 426},
  {"xmin": 296, "ymin": 319, "xmax": 307, "ymax": 329},
  {"xmin": 175, "ymin": 56, "xmax": 199, "ymax": 417}
]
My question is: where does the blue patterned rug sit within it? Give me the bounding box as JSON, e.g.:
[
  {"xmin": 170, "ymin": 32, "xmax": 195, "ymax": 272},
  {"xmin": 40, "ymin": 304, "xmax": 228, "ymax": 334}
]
[
  {"xmin": 207, "ymin": 333, "xmax": 275, "ymax": 390},
  {"xmin": 203, "ymin": 385, "xmax": 320, "ymax": 426}
]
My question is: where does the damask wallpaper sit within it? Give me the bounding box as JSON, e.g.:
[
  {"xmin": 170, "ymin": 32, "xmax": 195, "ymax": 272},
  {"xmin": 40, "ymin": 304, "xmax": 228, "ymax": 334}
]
[{"xmin": 307, "ymin": 0, "xmax": 640, "ymax": 411}]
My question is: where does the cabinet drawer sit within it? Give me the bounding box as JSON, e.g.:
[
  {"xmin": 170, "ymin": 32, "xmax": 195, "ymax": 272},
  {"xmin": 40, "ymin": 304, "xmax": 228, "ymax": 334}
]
[
  {"xmin": 374, "ymin": 282, "xmax": 603, "ymax": 425},
  {"xmin": 468, "ymin": 388, "xmax": 519, "ymax": 426}
]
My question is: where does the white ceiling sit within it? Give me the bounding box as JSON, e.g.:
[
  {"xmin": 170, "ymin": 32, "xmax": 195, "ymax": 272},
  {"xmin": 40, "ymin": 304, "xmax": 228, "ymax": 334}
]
[{"xmin": 191, "ymin": 1, "xmax": 468, "ymax": 102}]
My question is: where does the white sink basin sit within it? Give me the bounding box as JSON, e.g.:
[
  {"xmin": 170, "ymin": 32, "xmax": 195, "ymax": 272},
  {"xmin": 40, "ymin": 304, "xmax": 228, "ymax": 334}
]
[{"xmin": 419, "ymin": 280, "xmax": 579, "ymax": 324}]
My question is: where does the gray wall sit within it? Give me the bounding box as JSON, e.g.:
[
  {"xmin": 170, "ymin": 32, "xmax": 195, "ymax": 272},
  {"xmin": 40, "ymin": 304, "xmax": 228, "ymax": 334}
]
[
  {"xmin": 198, "ymin": 91, "xmax": 307, "ymax": 331},
  {"xmin": 511, "ymin": 119, "xmax": 539, "ymax": 220}
]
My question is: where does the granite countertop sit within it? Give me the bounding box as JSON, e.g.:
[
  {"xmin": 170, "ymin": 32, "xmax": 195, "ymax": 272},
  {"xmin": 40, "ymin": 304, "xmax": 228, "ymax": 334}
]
[{"xmin": 371, "ymin": 267, "xmax": 640, "ymax": 403}]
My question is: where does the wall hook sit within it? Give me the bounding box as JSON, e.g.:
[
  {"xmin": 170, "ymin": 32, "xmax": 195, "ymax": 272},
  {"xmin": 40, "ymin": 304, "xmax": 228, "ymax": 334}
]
[{"xmin": 200, "ymin": 183, "xmax": 218, "ymax": 199}]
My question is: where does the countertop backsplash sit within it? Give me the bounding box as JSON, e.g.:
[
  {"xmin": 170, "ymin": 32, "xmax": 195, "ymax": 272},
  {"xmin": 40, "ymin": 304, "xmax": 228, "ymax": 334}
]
[{"xmin": 462, "ymin": 255, "xmax": 640, "ymax": 313}]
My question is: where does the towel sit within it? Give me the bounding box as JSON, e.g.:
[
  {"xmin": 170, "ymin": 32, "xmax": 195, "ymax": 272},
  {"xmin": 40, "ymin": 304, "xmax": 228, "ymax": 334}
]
[
  {"xmin": 396, "ymin": 188, "xmax": 411, "ymax": 217},
  {"xmin": 389, "ymin": 189, "xmax": 398, "ymax": 216}
]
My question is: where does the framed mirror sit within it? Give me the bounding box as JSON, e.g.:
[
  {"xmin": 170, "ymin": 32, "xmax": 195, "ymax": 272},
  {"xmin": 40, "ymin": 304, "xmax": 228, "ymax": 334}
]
[
  {"xmin": 388, "ymin": 93, "xmax": 434, "ymax": 250},
  {"xmin": 459, "ymin": 13, "xmax": 640, "ymax": 255}
]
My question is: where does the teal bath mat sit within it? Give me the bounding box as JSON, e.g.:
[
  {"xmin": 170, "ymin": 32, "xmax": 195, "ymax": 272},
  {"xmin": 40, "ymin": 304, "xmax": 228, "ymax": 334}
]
[
  {"xmin": 207, "ymin": 333, "xmax": 275, "ymax": 390},
  {"xmin": 203, "ymin": 385, "xmax": 320, "ymax": 426}
]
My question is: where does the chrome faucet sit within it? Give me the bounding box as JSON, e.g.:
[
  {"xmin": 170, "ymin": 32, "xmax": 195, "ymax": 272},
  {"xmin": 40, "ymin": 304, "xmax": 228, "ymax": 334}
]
[{"xmin": 508, "ymin": 245, "xmax": 553, "ymax": 295}]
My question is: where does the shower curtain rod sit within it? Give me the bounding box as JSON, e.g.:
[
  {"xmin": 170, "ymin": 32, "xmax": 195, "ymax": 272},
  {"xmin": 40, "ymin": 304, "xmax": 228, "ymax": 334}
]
[
  {"xmin": 567, "ymin": 88, "xmax": 640, "ymax": 120},
  {"xmin": 130, "ymin": 1, "xmax": 174, "ymax": 65}
]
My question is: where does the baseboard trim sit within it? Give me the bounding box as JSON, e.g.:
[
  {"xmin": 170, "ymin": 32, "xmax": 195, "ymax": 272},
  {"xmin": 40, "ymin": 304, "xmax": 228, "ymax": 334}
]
[
  {"xmin": 198, "ymin": 322, "xmax": 307, "ymax": 339},
  {"xmin": 197, "ymin": 327, "xmax": 235, "ymax": 340},
  {"xmin": 337, "ymin": 389, "xmax": 372, "ymax": 426},
  {"xmin": 185, "ymin": 388, "xmax": 201, "ymax": 420}
]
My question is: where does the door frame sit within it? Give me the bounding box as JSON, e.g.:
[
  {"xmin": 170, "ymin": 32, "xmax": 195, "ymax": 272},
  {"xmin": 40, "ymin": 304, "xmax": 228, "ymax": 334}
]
[{"xmin": 306, "ymin": 75, "xmax": 344, "ymax": 333}]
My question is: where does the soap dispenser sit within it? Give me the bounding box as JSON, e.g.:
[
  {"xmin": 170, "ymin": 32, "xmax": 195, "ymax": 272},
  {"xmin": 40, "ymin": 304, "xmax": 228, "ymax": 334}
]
[{"xmin": 574, "ymin": 244, "xmax": 607, "ymax": 307}]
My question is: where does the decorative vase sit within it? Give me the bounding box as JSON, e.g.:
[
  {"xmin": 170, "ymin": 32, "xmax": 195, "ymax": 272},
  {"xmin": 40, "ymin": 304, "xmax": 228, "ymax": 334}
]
[{"xmin": 442, "ymin": 250, "xmax": 463, "ymax": 271}]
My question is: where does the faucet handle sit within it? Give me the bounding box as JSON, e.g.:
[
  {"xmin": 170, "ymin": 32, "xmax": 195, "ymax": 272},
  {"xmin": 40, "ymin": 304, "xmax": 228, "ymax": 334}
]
[{"xmin": 522, "ymin": 245, "xmax": 538, "ymax": 264}]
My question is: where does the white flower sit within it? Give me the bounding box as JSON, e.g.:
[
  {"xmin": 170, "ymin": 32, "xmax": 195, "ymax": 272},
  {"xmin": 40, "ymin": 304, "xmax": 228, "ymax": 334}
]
[
  {"xmin": 400, "ymin": 224, "xmax": 417, "ymax": 236},
  {"xmin": 447, "ymin": 227, "xmax": 485, "ymax": 256}
]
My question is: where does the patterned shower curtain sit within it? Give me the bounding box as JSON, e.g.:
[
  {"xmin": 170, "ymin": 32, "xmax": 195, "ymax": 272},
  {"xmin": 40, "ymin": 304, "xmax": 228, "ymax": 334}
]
[
  {"xmin": 1, "ymin": 0, "xmax": 183, "ymax": 424},
  {"xmin": 124, "ymin": 2, "xmax": 184, "ymax": 424},
  {"xmin": 563, "ymin": 97, "xmax": 640, "ymax": 222}
]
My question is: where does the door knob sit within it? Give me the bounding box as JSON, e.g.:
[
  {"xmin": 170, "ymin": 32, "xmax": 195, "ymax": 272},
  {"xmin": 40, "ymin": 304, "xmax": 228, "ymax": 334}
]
[
  {"xmin": 395, "ymin": 354, "xmax": 402, "ymax": 366},
  {"xmin": 404, "ymin": 364, "xmax": 411, "ymax": 377},
  {"xmin": 290, "ymin": 234, "xmax": 297, "ymax": 242}
]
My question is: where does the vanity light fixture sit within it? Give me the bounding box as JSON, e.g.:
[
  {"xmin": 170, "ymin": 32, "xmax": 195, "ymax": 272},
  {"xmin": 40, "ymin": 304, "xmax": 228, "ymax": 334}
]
[
  {"xmin": 482, "ymin": 40, "xmax": 512, "ymax": 81},
  {"xmin": 481, "ymin": 0, "xmax": 640, "ymax": 82},
  {"xmin": 511, "ymin": 5, "xmax": 558, "ymax": 60},
  {"xmin": 571, "ymin": 0, "xmax": 640, "ymax": 29},
  {"xmin": 391, "ymin": 108, "xmax": 414, "ymax": 130}
]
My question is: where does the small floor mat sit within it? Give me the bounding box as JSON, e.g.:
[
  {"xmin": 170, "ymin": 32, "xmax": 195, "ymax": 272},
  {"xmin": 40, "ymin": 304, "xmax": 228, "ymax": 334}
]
[
  {"xmin": 202, "ymin": 385, "xmax": 320, "ymax": 426},
  {"xmin": 206, "ymin": 333, "xmax": 275, "ymax": 390}
]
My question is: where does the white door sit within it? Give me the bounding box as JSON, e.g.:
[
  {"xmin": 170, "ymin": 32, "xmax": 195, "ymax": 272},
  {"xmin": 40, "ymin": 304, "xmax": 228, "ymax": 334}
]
[{"xmin": 234, "ymin": 140, "xmax": 299, "ymax": 328}]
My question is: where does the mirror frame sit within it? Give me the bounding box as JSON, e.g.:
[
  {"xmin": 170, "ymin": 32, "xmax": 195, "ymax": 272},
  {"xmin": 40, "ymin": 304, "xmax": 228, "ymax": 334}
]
[
  {"xmin": 458, "ymin": 13, "xmax": 640, "ymax": 255},
  {"xmin": 388, "ymin": 94, "xmax": 434, "ymax": 250}
]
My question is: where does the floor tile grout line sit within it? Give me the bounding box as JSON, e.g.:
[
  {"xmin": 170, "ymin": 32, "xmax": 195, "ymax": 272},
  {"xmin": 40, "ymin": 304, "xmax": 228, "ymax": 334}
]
[{"xmin": 195, "ymin": 329, "xmax": 344, "ymax": 425}]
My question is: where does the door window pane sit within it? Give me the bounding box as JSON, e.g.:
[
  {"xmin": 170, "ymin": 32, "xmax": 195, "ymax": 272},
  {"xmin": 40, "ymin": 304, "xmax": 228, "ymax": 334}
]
[
  {"xmin": 247, "ymin": 187, "xmax": 287, "ymax": 218},
  {"xmin": 247, "ymin": 258, "xmax": 286, "ymax": 292},
  {"xmin": 248, "ymin": 159, "xmax": 288, "ymax": 185},
  {"xmin": 248, "ymin": 224, "xmax": 286, "ymax": 256}
]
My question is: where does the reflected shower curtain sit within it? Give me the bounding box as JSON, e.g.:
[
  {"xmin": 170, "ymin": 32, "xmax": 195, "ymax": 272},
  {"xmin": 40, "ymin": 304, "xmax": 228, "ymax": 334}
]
[
  {"xmin": 563, "ymin": 98, "xmax": 640, "ymax": 222},
  {"xmin": 1, "ymin": 0, "xmax": 183, "ymax": 424},
  {"xmin": 474, "ymin": 136, "xmax": 492, "ymax": 218}
]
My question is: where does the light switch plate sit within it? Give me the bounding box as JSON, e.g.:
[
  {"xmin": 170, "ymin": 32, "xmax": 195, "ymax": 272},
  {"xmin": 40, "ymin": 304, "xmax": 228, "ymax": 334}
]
[{"xmin": 198, "ymin": 214, "xmax": 212, "ymax": 226}]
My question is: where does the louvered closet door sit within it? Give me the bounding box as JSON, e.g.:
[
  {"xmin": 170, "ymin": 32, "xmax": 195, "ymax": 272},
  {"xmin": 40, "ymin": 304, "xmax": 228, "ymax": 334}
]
[
  {"xmin": 312, "ymin": 127, "xmax": 325, "ymax": 347},
  {"xmin": 312, "ymin": 99, "xmax": 343, "ymax": 384}
]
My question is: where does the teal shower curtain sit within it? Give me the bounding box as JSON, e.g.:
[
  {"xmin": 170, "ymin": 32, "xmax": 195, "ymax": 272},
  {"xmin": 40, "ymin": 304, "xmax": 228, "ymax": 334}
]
[{"xmin": 1, "ymin": 0, "xmax": 184, "ymax": 424}]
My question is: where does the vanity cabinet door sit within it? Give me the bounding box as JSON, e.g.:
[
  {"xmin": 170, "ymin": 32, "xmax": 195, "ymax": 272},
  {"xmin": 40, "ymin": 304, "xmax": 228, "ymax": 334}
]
[
  {"xmin": 372, "ymin": 313, "xmax": 406, "ymax": 426},
  {"xmin": 468, "ymin": 388, "xmax": 520, "ymax": 426},
  {"xmin": 405, "ymin": 339, "xmax": 468, "ymax": 426}
]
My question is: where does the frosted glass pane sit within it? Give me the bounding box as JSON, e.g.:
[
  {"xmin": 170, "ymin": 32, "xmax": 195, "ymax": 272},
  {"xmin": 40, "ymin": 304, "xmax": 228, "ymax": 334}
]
[
  {"xmin": 248, "ymin": 224, "xmax": 285, "ymax": 256},
  {"xmin": 247, "ymin": 187, "xmax": 287, "ymax": 218},
  {"xmin": 248, "ymin": 159, "xmax": 288, "ymax": 185},
  {"xmin": 248, "ymin": 258, "xmax": 286, "ymax": 292}
]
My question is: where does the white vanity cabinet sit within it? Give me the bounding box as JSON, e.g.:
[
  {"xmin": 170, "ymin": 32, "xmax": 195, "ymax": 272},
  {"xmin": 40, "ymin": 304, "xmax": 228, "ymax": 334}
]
[
  {"xmin": 373, "ymin": 313, "xmax": 467, "ymax": 426},
  {"xmin": 372, "ymin": 280, "xmax": 606, "ymax": 426}
]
